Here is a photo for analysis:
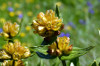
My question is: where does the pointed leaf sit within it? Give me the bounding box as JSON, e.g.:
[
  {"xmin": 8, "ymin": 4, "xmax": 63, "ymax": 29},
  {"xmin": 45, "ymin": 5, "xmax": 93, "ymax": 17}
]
[
  {"xmin": 60, "ymin": 46, "xmax": 94, "ymax": 60},
  {"xmin": 56, "ymin": 5, "xmax": 60, "ymax": 18}
]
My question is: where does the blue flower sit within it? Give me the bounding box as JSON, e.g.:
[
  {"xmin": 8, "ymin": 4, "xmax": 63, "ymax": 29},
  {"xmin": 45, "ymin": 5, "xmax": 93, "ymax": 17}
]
[
  {"xmin": 18, "ymin": 14, "xmax": 23, "ymax": 19},
  {"xmin": 8, "ymin": 7, "xmax": 14, "ymax": 12},
  {"xmin": 68, "ymin": 22, "xmax": 76, "ymax": 28},
  {"xmin": 88, "ymin": 9, "xmax": 94, "ymax": 14},
  {"xmin": 0, "ymin": 28, "xmax": 3, "ymax": 33},
  {"xmin": 79, "ymin": 19, "xmax": 86, "ymax": 25},
  {"xmin": 59, "ymin": 32, "xmax": 70, "ymax": 37},
  {"xmin": 87, "ymin": 2, "xmax": 93, "ymax": 8}
]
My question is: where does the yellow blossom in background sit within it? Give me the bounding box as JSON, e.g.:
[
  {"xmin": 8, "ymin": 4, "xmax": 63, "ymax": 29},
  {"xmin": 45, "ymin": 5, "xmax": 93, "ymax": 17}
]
[
  {"xmin": 25, "ymin": 26, "xmax": 31, "ymax": 31},
  {"xmin": 47, "ymin": 36, "xmax": 72, "ymax": 56},
  {"xmin": 65, "ymin": 25, "xmax": 72, "ymax": 31},
  {"xmin": 16, "ymin": 10, "xmax": 22, "ymax": 15},
  {"xmin": 14, "ymin": 39, "xmax": 20, "ymax": 42},
  {"xmin": 0, "ymin": 3, "xmax": 7, "ymax": 11},
  {"xmin": 9, "ymin": 12, "xmax": 15, "ymax": 17},
  {"xmin": 33, "ymin": 17, "xmax": 36, "ymax": 20},
  {"xmin": 26, "ymin": 0, "xmax": 34, "ymax": 3},
  {"xmin": 3, "ymin": 41, "xmax": 31, "ymax": 60},
  {"xmin": 55, "ymin": 2, "xmax": 62, "ymax": 7},
  {"xmin": 35, "ymin": 4, "xmax": 40, "ymax": 9},
  {"xmin": 27, "ymin": 11, "xmax": 33, "ymax": 16},
  {"xmin": 14, "ymin": 3, "xmax": 20, "ymax": 8},
  {"xmin": 0, "ymin": 18, "xmax": 6, "ymax": 23},
  {"xmin": 20, "ymin": 32, "xmax": 26, "ymax": 37},
  {"xmin": 32, "ymin": 10, "xmax": 63, "ymax": 37},
  {"xmin": 2, "ymin": 22, "xmax": 19, "ymax": 37}
]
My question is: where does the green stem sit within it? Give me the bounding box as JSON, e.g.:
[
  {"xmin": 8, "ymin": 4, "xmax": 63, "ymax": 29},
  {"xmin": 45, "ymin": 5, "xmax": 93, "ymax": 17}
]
[{"xmin": 61, "ymin": 60, "xmax": 66, "ymax": 66}]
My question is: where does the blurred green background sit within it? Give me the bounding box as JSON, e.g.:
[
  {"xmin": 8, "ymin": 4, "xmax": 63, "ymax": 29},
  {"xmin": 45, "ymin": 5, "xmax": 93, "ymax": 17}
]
[{"xmin": 0, "ymin": 0, "xmax": 100, "ymax": 66}]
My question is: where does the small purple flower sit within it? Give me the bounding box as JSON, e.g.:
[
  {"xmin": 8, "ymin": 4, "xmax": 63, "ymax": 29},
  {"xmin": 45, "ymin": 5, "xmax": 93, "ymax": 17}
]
[
  {"xmin": 0, "ymin": 28, "xmax": 3, "ymax": 33},
  {"xmin": 79, "ymin": 19, "xmax": 86, "ymax": 25},
  {"xmin": 18, "ymin": 14, "xmax": 23, "ymax": 19},
  {"xmin": 8, "ymin": 7, "xmax": 14, "ymax": 12},
  {"xmin": 65, "ymin": 33, "xmax": 70, "ymax": 37},
  {"xmin": 59, "ymin": 32, "xmax": 65, "ymax": 37},
  {"xmin": 59, "ymin": 32, "xmax": 70, "ymax": 37},
  {"xmin": 87, "ymin": 2, "xmax": 93, "ymax": 8},
  {"xmin": 68, "ymin": 22, "xmax": 76, "ymax": 28},
  {"xmin": 88, "ymin": 9, "xmax": 94, "ymax": 14}
]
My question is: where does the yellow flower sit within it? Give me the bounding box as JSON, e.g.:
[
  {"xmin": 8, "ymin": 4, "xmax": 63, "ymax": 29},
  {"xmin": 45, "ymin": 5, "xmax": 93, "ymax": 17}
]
[
  {"xmin": 26, "ymin": 0, "xmax": 34, "ymax": 3},
  {"xmin": 16, "ymin": 10, "xmax": 22, "ymax": 15},
  {"xmin": 20, "ymin": 32, "xmax": 26, "ymax": 37},
  {"xmin": 25, "ymin": 26, "xmax": 31, "ymax": 31},
  {"xmin": 0, "ymin": 3, "xmax": 7, "ymax": 11},
  {"xmin": 3, "ymin": 22, "xmax": 19, "ymax": 37},
  {"xmin": 27, "ymin": 11, "xmax": 33, "ymax": 16},
  {"xmin": 3, "ymin": 41, "xmax": 31, "ymax": 60},
  {"xmin": 0, "ymin": 49, "xmax": 11, "ymax": 60},
  {"xmin": 65, "ymin": 25, "xmax": 72, "ymax": 31},
  {"xmin": 55, "ymin": 2, "xmax": 62, "ymax": 7},
  {"xmin": 9, "ymin": 12, "xmax": 15, "ymax": 17},
  {"xmin": 1, "ymin": 60, "xmax": 13, "ymax": 66},
  {"xmin": 47, "ymin": 36, "xmax": 72, "ymax": 56},
  {"xmin": 14, "ymin": 3, "xmax": 20, "ymax": 8},
  {"xmin": 32, "ymin": 10, "xmax": 63, "ymax": 37},
  {"xmin": 0, "ymin": 18, "xmax": 6, "ymax": 23},
  {"xmin": 35, "ymin": 4, "xmax": 40, "ymax": 9},
  {"xmin": 1, "ymin": 60, "xmax": 24, "ymax": 66}
]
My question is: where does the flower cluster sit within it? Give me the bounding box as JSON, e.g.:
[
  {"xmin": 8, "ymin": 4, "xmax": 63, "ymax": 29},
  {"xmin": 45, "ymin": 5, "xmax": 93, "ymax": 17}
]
[
  {"xmin": 3, "ymin": 41, "xmax": 31, "ymax": 60},
  {"xmin": 32, "ymin": 10, "xmax": 63, "ymax": 37},
  {"xmin": 1, "ymin": 60, "xmax": 24, "ymax": 66},
  {"xmin": 0, "ymin": 41, "xmax": 30, "ymax": 65},
  {"xmin": 47, "ymin": 36, "xmax": 72, "ymax": 56},
  {"xmin": 2, "ymin": 22, "xmax": 19, "ymax": 38}
]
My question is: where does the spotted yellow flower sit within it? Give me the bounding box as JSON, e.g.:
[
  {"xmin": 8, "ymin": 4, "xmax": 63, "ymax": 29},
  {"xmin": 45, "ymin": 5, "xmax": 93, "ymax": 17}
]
[
  {"xmin": 3, "ymin": 41, "xmax": 31, "ymax": 60},
  {"xmin": 25, "ymin": 26, "xmax": 31, "ymax": 31},
  {"xmin": 2, "ymin": 22, "xmax": 19, "ymax": 37},
  {"xmin": 20, "ymin": 32, "xmax": 26, "ymax": 37},
  {"xmin": 9, "ymin": 12, "xmax": 15, "ymax": 17},
  {"xmin": 32, "ymin": 10, "xmax": 63, "ymax": 37},
  {"xmin": 47, "ymin": 36, "xmax": 72, "ymax": 56}
]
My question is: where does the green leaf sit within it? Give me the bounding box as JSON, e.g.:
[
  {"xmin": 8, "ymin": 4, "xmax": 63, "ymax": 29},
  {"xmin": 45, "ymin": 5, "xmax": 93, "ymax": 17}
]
[
  {"xmin": 60, "ymin": 46, "xmax": 94, "ymax": 60},
  {"xmin": 91, "ymin": 60, "xmax": 97, "ymax": 66},
  {"xmin": 56, "ymin": 5, "xmax": 60, "ymax": 18},
  {"xmin": 29, "ymin": 45, "xmax": 49, "ymax": 56},
  {"xmin": 89, "ymin": 57, "xmax": 100, "ymax": 66}
]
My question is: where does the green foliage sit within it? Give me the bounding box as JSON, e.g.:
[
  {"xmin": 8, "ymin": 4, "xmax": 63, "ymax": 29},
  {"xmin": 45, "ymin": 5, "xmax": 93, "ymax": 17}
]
[{"xmin": 60, "ymin": 46, "xmax": 94, "ymax": 60}]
